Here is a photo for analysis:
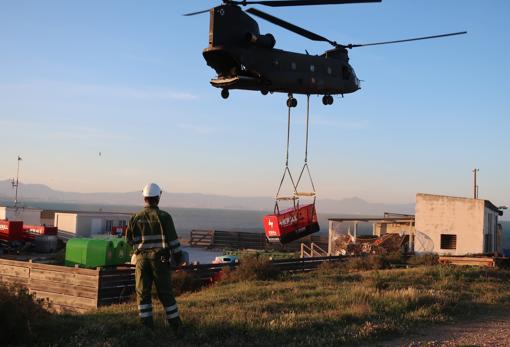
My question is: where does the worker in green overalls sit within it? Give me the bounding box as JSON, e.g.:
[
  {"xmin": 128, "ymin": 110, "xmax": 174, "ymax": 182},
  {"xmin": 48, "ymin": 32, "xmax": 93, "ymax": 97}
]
[{"xmin": 126, "ymin": 183, "xmax": 184, "ymax": 336}]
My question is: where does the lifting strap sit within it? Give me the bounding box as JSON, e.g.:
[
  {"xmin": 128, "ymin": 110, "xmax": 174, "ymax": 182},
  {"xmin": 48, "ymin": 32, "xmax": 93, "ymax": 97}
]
[
  {"xmin": 295, "ymin": 95, "xmax": 316, "ymax": 203},
  {"xmin": 275, "ymin": 103, "xmax": 298, "ymax": 214}
]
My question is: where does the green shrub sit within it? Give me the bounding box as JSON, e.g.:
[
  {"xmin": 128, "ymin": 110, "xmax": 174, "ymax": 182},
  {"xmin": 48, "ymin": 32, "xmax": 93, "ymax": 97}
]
[
  {"xmin": 407, "ymin": 254, "xmax": 439, "ymax": 266},
  {"xmin": 0, "ymin": 283, "xmax": 51, "ymax": 344},
  {"xmin": 224, "ymin": 254, "xmax": 279, "ymax": 282}
]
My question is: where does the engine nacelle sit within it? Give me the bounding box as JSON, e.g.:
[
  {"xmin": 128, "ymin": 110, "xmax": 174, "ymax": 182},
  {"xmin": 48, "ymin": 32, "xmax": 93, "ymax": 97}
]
[{"xmin": 246, "ymin": 32, "xmax": 276, "ymax": 49}]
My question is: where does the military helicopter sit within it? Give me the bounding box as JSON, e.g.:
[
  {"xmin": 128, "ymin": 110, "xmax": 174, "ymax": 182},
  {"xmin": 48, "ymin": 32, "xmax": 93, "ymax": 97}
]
[{"xmin": 186, "ymin": 0, "xmax": 466, "ymax": 107}]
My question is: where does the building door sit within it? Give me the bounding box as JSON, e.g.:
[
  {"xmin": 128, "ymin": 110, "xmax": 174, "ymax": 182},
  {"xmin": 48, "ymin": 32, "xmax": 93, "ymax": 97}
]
[{"xmin": 91, "ymin": 218, "xmax": 103, "ymax": 235}]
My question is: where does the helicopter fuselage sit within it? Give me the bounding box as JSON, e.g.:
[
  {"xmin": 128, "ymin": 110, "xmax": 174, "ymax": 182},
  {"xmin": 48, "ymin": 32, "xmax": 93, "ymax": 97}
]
[{"xmin": 202, "ymin": 5, "xmax": 360, "ymax": 98}]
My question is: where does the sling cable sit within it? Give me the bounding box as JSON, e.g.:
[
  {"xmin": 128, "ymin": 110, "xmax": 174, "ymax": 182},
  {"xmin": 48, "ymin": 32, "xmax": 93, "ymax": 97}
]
[{"xmin": 264, "ymin": 95, "xmax": 320, "ymax": 244}]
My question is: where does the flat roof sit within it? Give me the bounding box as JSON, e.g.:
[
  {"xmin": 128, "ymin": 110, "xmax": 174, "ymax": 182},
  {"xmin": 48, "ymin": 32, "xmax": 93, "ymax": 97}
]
[{"xmin": 417, "ymin": 193, "xmax": 503, "ymax": 215}]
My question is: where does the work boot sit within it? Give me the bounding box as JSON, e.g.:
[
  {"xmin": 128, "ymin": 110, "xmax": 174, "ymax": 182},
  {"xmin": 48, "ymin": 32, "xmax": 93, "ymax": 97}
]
[
  {"xmin": 141, "ymin": 317, "xmax": 154, "ymax": 330},
  {"xmin": 169, "ymin": 319, "xmax": 184, "ymax": 339}
]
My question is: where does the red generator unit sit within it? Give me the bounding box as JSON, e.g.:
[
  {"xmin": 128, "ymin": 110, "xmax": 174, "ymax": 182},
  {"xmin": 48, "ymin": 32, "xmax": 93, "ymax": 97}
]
[
  {"xmin": 263, "ymin": 203, "xmax": 320, "ymax": 244},
  {"xmin": 22, "ymin": 225, "xmax": 58, "ymax": 241},
  {"xmin": 111, "ymin": 226, "xmax": 127, "ymax": 237},
  {"xmin": 0, "ymin": 220, "xmax": 24, "ymax": 243}
]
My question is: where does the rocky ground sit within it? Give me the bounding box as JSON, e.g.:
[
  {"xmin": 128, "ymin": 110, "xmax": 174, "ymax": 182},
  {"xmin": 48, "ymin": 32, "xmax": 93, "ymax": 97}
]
[{"xmin": 376, "ymin": 311, "xmax": 510, "ymax": 347}]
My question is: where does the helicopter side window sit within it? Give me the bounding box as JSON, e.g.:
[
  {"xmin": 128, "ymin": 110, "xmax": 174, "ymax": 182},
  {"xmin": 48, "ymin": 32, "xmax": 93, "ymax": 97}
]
[
  {"xmin": 327, "ymin": 67, "xmax": 332, "ymax": 75},
  {"xmin": 273, "ymin": 60, "xmax": 280, "ymax": 69},
  {"xmin": 342, "ymin": 66, "xmax": 351, "ymax": 80},
  {"xmin": 310, "ymin": 64, "xmax": 315, "ymax": 72},
  {"xmin": 291, "ymin": 62, "xmax": 297, "ymax": 71}
]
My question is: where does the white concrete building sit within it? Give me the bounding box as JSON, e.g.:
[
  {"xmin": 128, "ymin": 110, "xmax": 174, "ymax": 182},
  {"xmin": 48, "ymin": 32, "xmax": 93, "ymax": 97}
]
[
  {"xmin": 415, "ymin": 193, "xmax": 504, "ymax": 255},
  {"xmin": 54, "ymin": 212, "xmax": 131, "ymax": 238},
  {"xmin": 0, "ymin": 206, "xmax": 41, "ymax": 225}
]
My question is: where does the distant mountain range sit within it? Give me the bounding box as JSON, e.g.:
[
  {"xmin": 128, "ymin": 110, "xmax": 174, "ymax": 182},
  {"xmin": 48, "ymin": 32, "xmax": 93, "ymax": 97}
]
[{"xmin": 0, "ymin": 180, "xmax": 414, "ymax": 215}]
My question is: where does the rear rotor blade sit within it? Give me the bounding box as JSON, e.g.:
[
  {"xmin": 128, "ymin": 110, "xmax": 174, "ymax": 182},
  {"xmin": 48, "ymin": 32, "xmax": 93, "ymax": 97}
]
[
  {"xmin": 246, "ymin": 8, "xmax": 338, "ymax": 46},
  {"xmin": 347, "ymin": 31, "xmax": 467, "ymax": 48},
  {"xmin": 183, "ymin": 8, "xmax": 212, "ymax": 16},
  {"xmin": 241, "ymin": 0, "xmax": 381, "ymax": 7}
]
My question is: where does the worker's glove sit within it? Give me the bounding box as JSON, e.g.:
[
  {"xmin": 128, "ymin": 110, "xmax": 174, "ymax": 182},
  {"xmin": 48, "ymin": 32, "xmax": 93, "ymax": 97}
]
[
  {"xmin": 130, "ymin": 253, "xmax": 137, "ymax": 265},
  {"xmin": 172, "ymin": 251, "xmax": 185, "ymax": 266},
  {"xmin": 160, "ymin": 249, "xmax": 171, "ymax": 264}
]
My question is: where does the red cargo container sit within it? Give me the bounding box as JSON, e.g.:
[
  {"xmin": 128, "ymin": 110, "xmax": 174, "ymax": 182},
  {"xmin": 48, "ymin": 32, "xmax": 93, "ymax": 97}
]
[
  {"xmin": 22, "ymin": 225, "xmax": 58, "ymax": 241},
  {"xmin": 0, "ymin": 220, "xmax": 24, "ymax": 243},
  {"xmin": 263, "ymin": 203, "xmax": 320, "ymax": 244}
]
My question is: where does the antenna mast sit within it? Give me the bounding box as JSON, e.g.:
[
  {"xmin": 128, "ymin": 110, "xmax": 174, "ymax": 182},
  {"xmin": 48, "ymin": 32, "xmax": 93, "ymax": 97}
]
[{"xmin": 11, "ymin": 155, "xmax": 22, "ymax": 207}]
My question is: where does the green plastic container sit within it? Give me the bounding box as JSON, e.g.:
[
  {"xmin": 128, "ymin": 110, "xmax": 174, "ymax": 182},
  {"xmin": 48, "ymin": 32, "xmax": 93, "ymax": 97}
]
[
  {"xmin": 65, "ymin": 238, "xmax": 118, "ymax": 268},
  {"xmin": 110, "ymin": 238, "xmax": 131, "ymax": 263}
]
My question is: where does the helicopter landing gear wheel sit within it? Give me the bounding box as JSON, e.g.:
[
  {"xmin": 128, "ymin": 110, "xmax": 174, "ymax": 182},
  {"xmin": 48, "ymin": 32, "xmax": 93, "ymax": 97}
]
[
  {"xmin": 261, "ymin": 89, "xmax": 269, "ymax": 95},
  {"xmin": 322, "ymin": 95, "xmax": 334, "ymax": 105},
  {"xmin": 221, "ymin": 89, "xmax": 229, "ymax": 99},
  {"xmin": 287, "ymin": 95, "xmax": 297, "ymax": 108}
]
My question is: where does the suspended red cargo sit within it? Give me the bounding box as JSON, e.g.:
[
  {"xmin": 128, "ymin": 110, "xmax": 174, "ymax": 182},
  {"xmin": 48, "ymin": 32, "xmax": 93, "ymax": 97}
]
[
  {"xmin": 22, "ymin": 225, "xmax": 58, "ymax": 241},
  {"xmin": 0, "ymin": 220, "xmax": 24, "ymax": 243},
  {"xmin": 263, "ymin": 203, "xmax": 319, "ymax": 244}
]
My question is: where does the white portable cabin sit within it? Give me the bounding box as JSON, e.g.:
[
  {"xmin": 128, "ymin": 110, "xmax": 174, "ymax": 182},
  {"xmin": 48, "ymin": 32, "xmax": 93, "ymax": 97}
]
[
  {"xmin": 0, "ymin": 206, "xmax": 42, "ymax": 225},
  {"xmin": 54, "ymin": 212, "xmax": 132, "ymax": 239}
]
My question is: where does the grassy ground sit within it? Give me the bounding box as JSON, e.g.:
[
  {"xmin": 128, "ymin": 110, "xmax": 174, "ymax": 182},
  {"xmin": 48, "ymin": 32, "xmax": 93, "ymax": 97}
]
[{"xmin": 5, "ymin": 263, "xmax": 510, "ymax": 346}]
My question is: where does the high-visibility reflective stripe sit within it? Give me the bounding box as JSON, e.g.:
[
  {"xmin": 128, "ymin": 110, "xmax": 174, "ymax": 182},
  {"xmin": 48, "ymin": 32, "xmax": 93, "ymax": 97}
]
[
  {"xmin": 138, "ymin": 304, "xmax": 152, "ymax": 310},
  {"xmin": 169, "ymin": 240, "xmax": 180, "ymax": 247},
  {"xmin": 132, "ymin": 235, "xmax": 165, "ymax": 243},
  {"xmin": 139, "ymin": 311, "xmax": 153, "ymax": 318},
  {"xmin": 137, "ymin": 242, "xmax": 169, "ymax": 249},
  {"xmin": 165, "ymin": 304, "xmax": 177, "ymax": 312},
  {"xmin": 167, "ymin": 311, "xmax": 179, "ymax": 319}
]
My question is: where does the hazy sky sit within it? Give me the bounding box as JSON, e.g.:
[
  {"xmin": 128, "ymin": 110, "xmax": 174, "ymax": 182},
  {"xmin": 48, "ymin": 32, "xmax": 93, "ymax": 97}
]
[{"xmin": 0, "ymin": 1, "xmax": 509, "ymax": 206}]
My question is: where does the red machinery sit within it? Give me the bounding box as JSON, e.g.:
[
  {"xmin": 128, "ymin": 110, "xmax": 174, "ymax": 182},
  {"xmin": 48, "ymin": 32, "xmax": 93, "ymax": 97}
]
[
  {"xmin": 264, "ymin": 203, "xmax": 319, "ymax": 244},
  {"xmin": 0, "ymin": 220, "xmax": 24, "ymax": 243},
  {"xmin": 111, "ymin": 226, "xmax": 127, "ymax": 237},
  {"xmin": 22, "ymin": 225, "xmax": 58, "ymax": 241}
]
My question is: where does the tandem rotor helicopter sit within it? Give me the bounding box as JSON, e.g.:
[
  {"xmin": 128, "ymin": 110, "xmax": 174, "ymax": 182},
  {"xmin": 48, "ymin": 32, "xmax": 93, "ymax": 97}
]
[{"xmin": 185, "ymin": 0, "xmax": 467, "ymax": 107}]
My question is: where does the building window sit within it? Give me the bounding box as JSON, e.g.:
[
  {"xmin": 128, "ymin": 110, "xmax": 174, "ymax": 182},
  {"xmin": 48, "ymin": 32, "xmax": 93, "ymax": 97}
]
[
  {"xmin": 105, "ymin": 220, "xmax": 114, "ymax": 232},
  {"xmin": 291, "ymin": 62, "xmax": 297, "ymax": 70},
  {"xmin": 440, "ymin": 234, "xmax": 457, "ymax": 250},
  {"xmin": 119, "ymin": 220, "xmax": 127, "ymax": 227}
]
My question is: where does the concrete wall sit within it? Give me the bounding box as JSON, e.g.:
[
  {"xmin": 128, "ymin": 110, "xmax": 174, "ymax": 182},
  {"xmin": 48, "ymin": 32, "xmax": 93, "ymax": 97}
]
[
  {"xmin": 0, "ymin": 207, "xmax": 41, "ymax": 225},
  {"xmin": 374, "ymin": 223, "xmax": 415, "ymax": 237},
  {"xmin": 415, "ymin": 194, "xmax": 485, "ymax": 255}
]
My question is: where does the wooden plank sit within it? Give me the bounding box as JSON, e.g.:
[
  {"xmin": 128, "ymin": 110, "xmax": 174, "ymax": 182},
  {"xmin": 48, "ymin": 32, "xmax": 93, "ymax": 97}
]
[
  {"xmin": 30, "ymin": 289, "xmax": 97, "ymax": 309},
  {"xmin": 30, "ymin": 268, "xmax": 98, "ymax": 288},
  {"xmin": 30, "ymin": 278, "xmax": 98, "ymax": 299},
  {"xmin": 0, "ymin": 258, "xmax": 31, "ymax": 267},
  {"xmin": 0, "ymin": 274, "xmax": 29, "ymax": 286},
  {"xmin": 0, "ymin": 264, "xmax": 30, "ymax": 278},
  {"xmin": 30, "ymin": 262, "xmax": 99, "ymax": 276}
]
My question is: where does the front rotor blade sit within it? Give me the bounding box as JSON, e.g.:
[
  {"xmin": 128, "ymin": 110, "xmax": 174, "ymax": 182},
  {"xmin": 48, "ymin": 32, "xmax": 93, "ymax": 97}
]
[
  {"xmin": 246, "ymin": 8, "xmax": 338, "ymax": 46},
  {"xmin": 242, "ymin": 0, "xmax": 381, "ymax": 7},
  {"xmin": 347, "ymin": 31, "xmax": 467, "ymax": 48},
  {"xmin": 183, "ymin": 8, "xmax": 212, "ymax": 16}
]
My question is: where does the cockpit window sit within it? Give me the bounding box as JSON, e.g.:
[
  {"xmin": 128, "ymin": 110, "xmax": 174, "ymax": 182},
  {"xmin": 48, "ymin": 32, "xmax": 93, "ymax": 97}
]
[{"xmin": 291, "ymin": 62, "xmax": 297, "ymax": 71}]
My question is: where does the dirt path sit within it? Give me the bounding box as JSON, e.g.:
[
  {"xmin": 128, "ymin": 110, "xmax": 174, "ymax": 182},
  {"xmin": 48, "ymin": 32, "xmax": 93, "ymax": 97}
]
[{"xmin": 372, "ymin": 311, "xmax": 510, "ymax": 347}]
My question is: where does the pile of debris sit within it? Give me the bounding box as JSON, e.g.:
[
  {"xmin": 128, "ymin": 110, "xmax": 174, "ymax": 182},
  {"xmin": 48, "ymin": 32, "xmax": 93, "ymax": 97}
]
[{"xmin": 332, "ymin": 233, "xmax": 410, "ymax": 256}]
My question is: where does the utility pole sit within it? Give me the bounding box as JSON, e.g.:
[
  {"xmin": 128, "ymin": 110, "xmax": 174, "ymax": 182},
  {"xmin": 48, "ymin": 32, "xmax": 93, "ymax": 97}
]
[
  {"xmin": 472, "ymin": 168, "xmax": 479, "ymax": 199},
  {"xmin": 11, "ymin": 155, "xmax": 22, "ymax": 207}
]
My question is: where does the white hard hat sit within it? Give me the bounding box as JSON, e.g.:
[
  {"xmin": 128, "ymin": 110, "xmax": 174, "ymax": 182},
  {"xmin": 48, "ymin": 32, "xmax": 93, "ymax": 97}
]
[{"xmin": 142, "ymin": 183, "xmax": 162, "ymax": 197}]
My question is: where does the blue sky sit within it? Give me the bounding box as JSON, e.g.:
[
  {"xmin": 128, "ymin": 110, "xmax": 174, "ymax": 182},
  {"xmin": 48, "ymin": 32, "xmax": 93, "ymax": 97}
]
[{"xmin": 0, "ymin": 0, "xmax": 509, "ymax": 206}]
